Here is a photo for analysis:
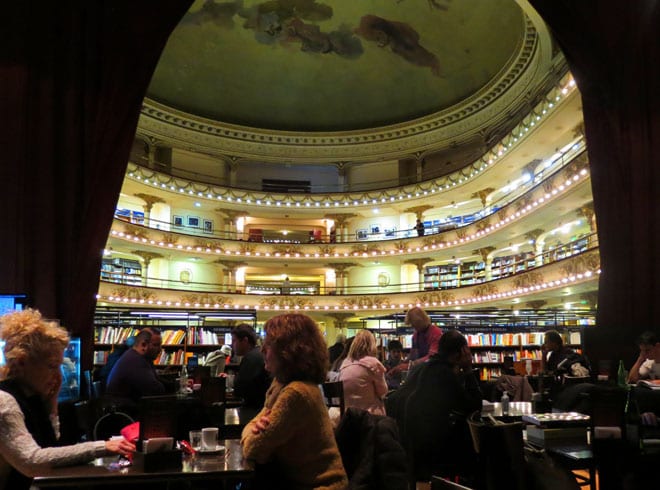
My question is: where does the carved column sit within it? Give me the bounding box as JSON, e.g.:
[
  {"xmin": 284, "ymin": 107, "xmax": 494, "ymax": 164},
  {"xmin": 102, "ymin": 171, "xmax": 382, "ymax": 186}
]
[
  {"xmin": 471, "ymin": 187, "xmax": 496, "ymax": 208},
  {"xmin": 403, "ymin": 205, "xmax": 433, "ymax": 232},
  {"xmin": 324, "ymin": 214, "xmax": 356, "ymax": 243},
  {"xmin": 578, "ymin": 203, "xmax": 597, "ymax": 233},
  {"xmin": 215, "ymin": 260, "xmax": 241, "ymax": 292},
  {"xmin": 217, "ymin": 209, "xmax": 248, "ymax": 240},
  {"xmin": 228, "ymin": 160, "xmax": 238, "ymax": 187},
  {"xmin": 134, "ymin": 193, "xmax": 165, "ymax": 228},
  {"xmin": 130, "ymin": 251, "xmax": 163, "ymax": 285},
  {"xmin": 331, "ymin": 263, "xmax": 357, "ymax": 294},
  {"xmin": 404, "ymin": 257, "xmax": 432, "ymax": 291},
  {"xmin": 526, "ymin": 300, "xmax": 547, "ymax": 310},
  {"xmin": 524, "ymin": 228, "xmax": 545, "ymax": 266},
  {"xmin": 475, "ymin": 247, "xmax": 496, "ymax": 281},
  {"xmin": 335, "ymin": 162, "xmax": 347, "ymax": 191},
  {"xmin": 326, "ymin": 312, "xmax": 353, "ymax": 331}
]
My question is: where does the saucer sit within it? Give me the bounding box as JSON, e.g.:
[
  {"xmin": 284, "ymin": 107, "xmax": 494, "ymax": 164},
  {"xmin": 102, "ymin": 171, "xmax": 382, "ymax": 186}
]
[{"xmin": 198, "ymin": 445, "xmax": 225, "ymax": 455}]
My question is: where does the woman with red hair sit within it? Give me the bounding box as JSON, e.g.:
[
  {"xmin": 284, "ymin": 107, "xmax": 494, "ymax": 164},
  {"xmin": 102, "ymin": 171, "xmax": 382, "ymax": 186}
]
[{"xmin": 241, "ymin": 313, "xmax": 347, "ymax": 489}]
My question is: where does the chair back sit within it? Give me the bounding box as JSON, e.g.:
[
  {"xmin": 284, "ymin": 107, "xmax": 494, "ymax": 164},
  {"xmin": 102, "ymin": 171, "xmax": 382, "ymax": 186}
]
[
  {"xmin": 91, "ymin": 380, "xmax": 103, "ymax": 400},
  {"xmin": 93, "ymin": 410, "xmax": 134, "ymax": 441},
  {"xmin": 467, "ymin": 411, "xmax": 526, "ymax": 490},
  {"xmin": 589, "ymin": 385, "xmax": 626, "ymax": 436},
  {"xmin": 322, "ymin": 381, "xmax": 345, "ymax": 415},
  {"xmin": 82, "ymin": 370, "xmax": 93, "ymax": 400},
  {"xmin": 431, "ymin": 476, "xmax": 475, "ymax": 490}
]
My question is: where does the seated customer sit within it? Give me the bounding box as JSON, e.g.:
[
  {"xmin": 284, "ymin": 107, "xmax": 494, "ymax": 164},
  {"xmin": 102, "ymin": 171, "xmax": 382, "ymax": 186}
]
[
  {"xmin": 542, "ymin": 330, "xmax": 590, "ymax": 376},
  {"xmin": 0, "ymin": 309, "xmax": 134, "ymax": 490},
  {"xmin": 403, "ymin": 330, "xmax": 482, "ymax": 482},
  {"xmin": 97, "ymin": 335, "xmax": 135, "ymax": 390},
  {"xmin": 627, "ymin": 331, "xmax": 660, "ymax": 383},
  {"xmin": 105, "ymin": 328, "xmax": 165, "ymax": 411},
  {"xmin": 384, "ymin": 339, "xmax": 406, "ymax": 390},
  {"xmin": 231, "ymin": 324, "xmax": 271, "ymax": 418},
  {"xmin": 339, "ymin": 329, "xmax": 388, "ymax": 415},
  {"xmin": 241, "ymin": 313, "xmax": 347, "ymax": 489}
]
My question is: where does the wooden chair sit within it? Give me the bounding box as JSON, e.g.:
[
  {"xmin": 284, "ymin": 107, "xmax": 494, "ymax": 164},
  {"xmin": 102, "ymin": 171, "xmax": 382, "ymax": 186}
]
[
  {"xmin": 322, "ymin": 381, "xmax": 345, "ymax": 416},
  {"xmin": 93, "ymin": 410, "xmax": 134, "ymax": 441},
  {"xmin": 431, "ymin": 476, "xmax": 475, "ymax": 490}
]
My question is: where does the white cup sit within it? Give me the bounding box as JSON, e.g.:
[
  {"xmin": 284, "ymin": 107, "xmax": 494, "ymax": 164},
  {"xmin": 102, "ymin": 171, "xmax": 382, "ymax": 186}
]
[{"xmin": 201, "ymin": 427, "xmax": 218, "ymax": 450}]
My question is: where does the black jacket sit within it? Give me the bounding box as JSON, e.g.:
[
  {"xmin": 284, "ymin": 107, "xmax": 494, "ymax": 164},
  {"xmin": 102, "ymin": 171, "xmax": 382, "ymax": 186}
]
[
  {"xmin": 397, "ymin": 356, "xmax": 482, "ymax": 481},
  {"xmin": 335, "ymin": 408, "xmax": 408, "ymax": 490}
]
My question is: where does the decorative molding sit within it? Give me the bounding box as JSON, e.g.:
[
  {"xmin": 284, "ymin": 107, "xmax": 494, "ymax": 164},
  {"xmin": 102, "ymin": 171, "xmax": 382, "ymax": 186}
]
[{"xmin": 136, "ymin": 16, "xmax": 550, "ymax": 164}]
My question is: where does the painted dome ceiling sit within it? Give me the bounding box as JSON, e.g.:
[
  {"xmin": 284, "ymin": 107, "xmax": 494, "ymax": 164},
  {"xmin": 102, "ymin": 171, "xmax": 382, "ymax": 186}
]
[{"xmin": 146, "ymin": 0, "xmax": 528, "ymax": 132}]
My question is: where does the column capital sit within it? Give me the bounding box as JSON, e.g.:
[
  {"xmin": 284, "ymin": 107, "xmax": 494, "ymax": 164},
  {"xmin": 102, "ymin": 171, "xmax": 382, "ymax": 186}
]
[
  {"xmin": 323, "ymin": 213, "xmax": 357, "ymax": 226},
  {"xmin": 130, "ymin": 251, "xmax": 163, "ymax": 266},
  {"xmin": 470, "ymin": 187, "xmax": 496, "ymax": 208},
  {"xmin": 402, "ymin": 205, "xmax": 433, "ymax": 219},
  {"xmin": 134, "ymin": 193, "xmax": 166, "ymax": 211},
  {"xmin": 403, "ymin": 257, "xmax": 433, "ymax": 271},
  {"xmin": 215, "ymin": 208, "xmax": 248, "ymax": 221}
]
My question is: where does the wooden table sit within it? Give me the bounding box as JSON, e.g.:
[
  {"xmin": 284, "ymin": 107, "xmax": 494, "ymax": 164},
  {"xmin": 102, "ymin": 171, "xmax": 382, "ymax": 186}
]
[
  {"xmin": 32, "ymin": 439, "xmax": 254, "ymax": 488},
  {"xmin": 481, "ymin": 401, "xmax": 533, "ymax": 419}
]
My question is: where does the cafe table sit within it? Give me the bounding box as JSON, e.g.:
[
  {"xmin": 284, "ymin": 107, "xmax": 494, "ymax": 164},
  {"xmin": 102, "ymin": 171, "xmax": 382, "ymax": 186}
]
[
  {"xmin": 32, "ymin": 439, "xmax": 254, "ymax": 489},
  {"xmin": 481, "ymin": 401, "xmax": 533, "ymax": 420}
]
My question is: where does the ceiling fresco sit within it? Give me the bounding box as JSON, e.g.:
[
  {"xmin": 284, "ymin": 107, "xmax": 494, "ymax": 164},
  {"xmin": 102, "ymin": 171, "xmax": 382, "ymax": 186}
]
[{"xmin": 147, "ymin": 0, "xmax": 525, "ymax": 132}]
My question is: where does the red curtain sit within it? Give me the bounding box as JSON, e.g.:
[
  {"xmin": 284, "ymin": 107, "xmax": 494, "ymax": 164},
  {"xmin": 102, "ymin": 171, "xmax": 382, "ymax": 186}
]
[
  {"xmin": 530, "ymin": 1, "xmax": 660, "ymax": 365},
  {"xmin": 0, "ymin": 1, "xmax": 192, "ymax": 364}
]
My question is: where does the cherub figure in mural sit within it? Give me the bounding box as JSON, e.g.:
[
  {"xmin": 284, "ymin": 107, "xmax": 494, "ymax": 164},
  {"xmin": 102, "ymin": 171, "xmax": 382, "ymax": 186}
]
[
  {"xmin": 355, "ymin": 14, "xmax": 441, "ymax": 76},
  {"xmin": 182, "ymin": 0, "xmax": 243, "ymax": 28},
  {"xmin": 396, "ymin": 0, "xmax": 452, "ymax": 11}
]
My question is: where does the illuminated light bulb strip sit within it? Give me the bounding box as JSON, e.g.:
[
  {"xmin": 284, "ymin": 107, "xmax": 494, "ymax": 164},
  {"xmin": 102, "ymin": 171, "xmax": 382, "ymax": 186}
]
[
  {"xmin": 111, "ymin": 167, "xmax": 590, "ymax": 261},
  {"xmin": 127, "ymin": 76, "xmax": 578, "ymax": 209},
  {"xmin": 95, "ymin": 268, "xmax": 599, "ymax": 312}
]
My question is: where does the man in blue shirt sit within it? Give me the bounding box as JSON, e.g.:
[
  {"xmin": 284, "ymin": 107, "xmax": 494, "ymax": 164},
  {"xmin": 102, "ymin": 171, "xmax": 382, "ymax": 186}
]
[{"xmin": 105, "ymin": 328, "xmax": 165, "ymax": 411}]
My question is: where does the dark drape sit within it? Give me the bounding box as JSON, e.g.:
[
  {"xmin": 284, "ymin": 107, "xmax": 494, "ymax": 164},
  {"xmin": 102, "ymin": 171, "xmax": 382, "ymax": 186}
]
[
  {"xmin": 0, "ymin": 1, "xmax": 192, "ymax": 364},
  {"xmin": 530, "ymin": 1, "xmax": 660, "ymax": 365}
]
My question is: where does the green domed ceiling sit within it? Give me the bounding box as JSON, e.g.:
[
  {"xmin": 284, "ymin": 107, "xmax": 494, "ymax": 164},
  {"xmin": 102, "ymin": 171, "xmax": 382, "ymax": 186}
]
[{"xmin": 147, "ymin": 0, "xmax": 525, "ymax": 132}]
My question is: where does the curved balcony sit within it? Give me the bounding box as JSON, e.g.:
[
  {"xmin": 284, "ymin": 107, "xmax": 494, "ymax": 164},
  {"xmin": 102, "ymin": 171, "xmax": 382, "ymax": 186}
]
[
  {"xmin": 108, "ymin": 156, "xmax": 592, "ymax": 266},
  {"xmin": 97, "ymin": 238, "xmax": 600, "ymax": 313}
]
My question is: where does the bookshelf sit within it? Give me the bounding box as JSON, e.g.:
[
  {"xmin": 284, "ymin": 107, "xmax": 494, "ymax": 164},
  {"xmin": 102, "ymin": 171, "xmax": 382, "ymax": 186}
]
[
  {"xmin": 100, "ymin": 258, "xmax": 142, "ymax": 285},
  {"xmin": 362, "ymin": 310, "xmax": 594, "ymax": 380},
  {"xmin": 93, "ymin": 307, "xmax": 257, "ymax": 368},
  {"xmin": 423, "ymin": 261, "xmax": 485, "ymax": 290}
]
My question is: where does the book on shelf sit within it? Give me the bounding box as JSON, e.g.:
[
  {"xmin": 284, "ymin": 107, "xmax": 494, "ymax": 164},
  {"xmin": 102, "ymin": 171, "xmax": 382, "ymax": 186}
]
[
  {"xmin": 93, "ymin": 351, "xmax": 109, "ymax": 364},
  {"xmin": 161, "ymin": 329, "xmax": 186, "ymax": 345}
]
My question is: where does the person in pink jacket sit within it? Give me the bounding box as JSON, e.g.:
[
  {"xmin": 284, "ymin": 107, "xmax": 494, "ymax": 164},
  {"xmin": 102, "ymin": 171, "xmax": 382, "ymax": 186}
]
[{"xmin": 339, "ymin": 330, "xmax": 388, "ymax": 415}]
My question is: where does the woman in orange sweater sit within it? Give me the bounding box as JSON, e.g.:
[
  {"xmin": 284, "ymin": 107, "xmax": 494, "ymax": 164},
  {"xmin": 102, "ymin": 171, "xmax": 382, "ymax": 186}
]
[{"xmin": 241, "ymin": 313, "xmax": 347, "ymax": 489}]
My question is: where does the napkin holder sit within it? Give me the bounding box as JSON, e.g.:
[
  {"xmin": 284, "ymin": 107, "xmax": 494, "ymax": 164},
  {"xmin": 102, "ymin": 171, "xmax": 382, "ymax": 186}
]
[{"xmin": 134, "ymin": 438, "xmax": 182, "ymax": 472}]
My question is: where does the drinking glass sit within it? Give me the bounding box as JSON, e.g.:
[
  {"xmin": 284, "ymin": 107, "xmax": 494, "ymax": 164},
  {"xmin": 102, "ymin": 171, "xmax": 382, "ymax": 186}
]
[{"xmin": 189, "ymin": 430, "xmax": 202, "ymax": 451}]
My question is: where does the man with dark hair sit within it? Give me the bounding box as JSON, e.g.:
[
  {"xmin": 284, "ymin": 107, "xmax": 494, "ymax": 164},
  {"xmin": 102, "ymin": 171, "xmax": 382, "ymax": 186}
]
[
  {"xmin": 105, "ymin": 328, "xmax": 165, "ymax": 409},
  {"xmin": 98, "ymin": 334, "xmax": 136, "ymax": 389},
  {"xmin": 628, "ymin": 331, "xmax": 660, "ymax": 383},
  {"xmin": 543, "ymin": 330, "xmax": 575, "ymax": 373},
  {"xmin": 231, "ymin": 324, "xmax": 270, "ymax": 417},
  {"xmin": 385, "ymin": 339, "xmax": 406, "ymax": 389},
  {"xmin": 328, "ymin": 333, "xmax": 346, "ymax": 366},
  {"xmin": 399, "ymin": 330, "xmax": 482, "ymax": 482}
]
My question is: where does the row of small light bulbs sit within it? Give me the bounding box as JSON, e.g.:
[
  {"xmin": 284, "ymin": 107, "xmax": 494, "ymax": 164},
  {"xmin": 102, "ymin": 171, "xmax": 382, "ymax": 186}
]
[
  {"xmin": 96, "ymin": 269, "xmax": 598, "ymax": 310},
  {"xmin": 127, "ymin": 78, "xmax": 577, "ymax": 209},
  {"xmin": 111, "ymin": 167, "xmax": 589, "ymax": 261}
]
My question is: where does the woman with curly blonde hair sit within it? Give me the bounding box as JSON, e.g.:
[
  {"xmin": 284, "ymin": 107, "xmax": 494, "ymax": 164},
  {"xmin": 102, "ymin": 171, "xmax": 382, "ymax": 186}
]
[
  {"xmin": 0, "ymin": 309, "xmax": 134, "ymax": 489},
  {"xmin": 241, "ymin": 313, "xmax": 347, "ymax": 489},
  {"xmin": 339, "ymin": 329, "xmax": 388, "ymax": 415}
]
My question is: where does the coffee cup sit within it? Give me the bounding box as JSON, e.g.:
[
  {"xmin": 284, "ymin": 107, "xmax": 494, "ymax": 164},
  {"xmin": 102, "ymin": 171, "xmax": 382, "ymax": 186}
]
[{"xmin": 201, "ymin": 427, "xmax": 218, "ymax": 450}]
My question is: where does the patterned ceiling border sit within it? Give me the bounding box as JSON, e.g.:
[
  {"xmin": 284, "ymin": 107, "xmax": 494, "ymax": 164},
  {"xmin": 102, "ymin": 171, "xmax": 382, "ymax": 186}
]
[{"xmin": 137, "ymin": 15, "xmax": 561, "ymax": 163}]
